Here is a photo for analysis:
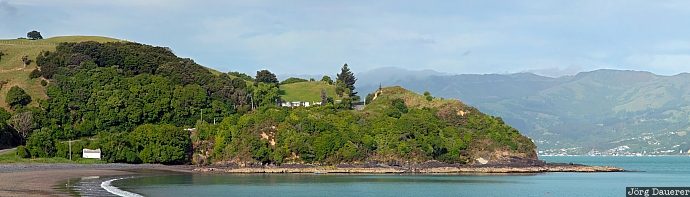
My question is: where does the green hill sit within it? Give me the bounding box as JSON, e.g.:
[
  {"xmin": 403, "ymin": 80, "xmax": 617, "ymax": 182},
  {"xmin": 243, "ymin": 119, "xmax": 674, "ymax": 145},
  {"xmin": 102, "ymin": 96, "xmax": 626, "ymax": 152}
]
[
  {"xmin": 0, "ymin": 36, "xmax": 122, "ymax": 110},
  {"xmin": 0, "ymin": 36, "xmax": 537, "ymax": 166},
  {"xmin": 362, "ymin": 86, "xmax": 537, "ymax": 162},
  {"xmin": 280, "ymin": 81, "xmax": 341, "ymax": 102}
]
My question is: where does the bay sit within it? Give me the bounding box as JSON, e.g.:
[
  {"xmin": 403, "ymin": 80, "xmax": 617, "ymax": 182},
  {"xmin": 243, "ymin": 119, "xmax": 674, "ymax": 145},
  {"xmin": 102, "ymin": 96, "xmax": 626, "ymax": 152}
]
[{"xmin": 114, "ymin": 156, "xmax": 690, "ymax": 197}]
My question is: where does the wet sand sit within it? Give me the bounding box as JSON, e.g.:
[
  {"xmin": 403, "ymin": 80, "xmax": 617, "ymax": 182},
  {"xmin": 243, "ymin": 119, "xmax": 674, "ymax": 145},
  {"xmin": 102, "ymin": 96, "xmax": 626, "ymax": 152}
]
[{"xmin": 0, "ymin": 164, "xmax": 192, "ymax": 196}]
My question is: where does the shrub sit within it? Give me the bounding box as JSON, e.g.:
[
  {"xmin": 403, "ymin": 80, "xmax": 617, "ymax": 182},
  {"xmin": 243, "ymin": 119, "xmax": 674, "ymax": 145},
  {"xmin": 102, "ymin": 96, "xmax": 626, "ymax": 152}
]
[
  {"xmin": 15, "ymin": 145, "xmax": 30, "ymax": 158},
  {"xmin": 26, "ymin": 129, "xmax": 55, "ymax": 158},
  {"xmin": 55, "ymin": 140, "xmax": 87, "ymax": 159},
  {"xmin": 424, "ymin": 91, "xmax": 433, "ymax": 101},
  {"xmin": 29, "ymin": 69, "xmax": 41, "ymax": 79},
  {"xmin": 40, "ymin": 80, "xmax": 47, "ymax": 86},
  {"xmin": 6, "ymin": 86, "xmax": 31, "ymax": 109}
]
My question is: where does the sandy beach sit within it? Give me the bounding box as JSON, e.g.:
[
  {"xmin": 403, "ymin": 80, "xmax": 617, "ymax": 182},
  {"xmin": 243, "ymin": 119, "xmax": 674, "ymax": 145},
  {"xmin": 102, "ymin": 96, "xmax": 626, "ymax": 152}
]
[{"xmin": 0, "ymin": 164, "xmax": 192, "ymax": 197}]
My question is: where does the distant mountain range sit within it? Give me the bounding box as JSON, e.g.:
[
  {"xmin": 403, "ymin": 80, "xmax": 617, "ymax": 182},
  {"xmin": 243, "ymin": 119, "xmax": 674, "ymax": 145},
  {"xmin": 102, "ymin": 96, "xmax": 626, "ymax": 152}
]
[{"xmin": 357, "ymin": 67, "xmax": 690, "ymax": 155}]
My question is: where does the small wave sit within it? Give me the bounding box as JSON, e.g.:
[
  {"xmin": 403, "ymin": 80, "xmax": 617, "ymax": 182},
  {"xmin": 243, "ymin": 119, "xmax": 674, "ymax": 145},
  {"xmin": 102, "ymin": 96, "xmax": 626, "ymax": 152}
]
[{"xmin": 100, "ymin": 178, "xmax": 144, "ymax": 197}]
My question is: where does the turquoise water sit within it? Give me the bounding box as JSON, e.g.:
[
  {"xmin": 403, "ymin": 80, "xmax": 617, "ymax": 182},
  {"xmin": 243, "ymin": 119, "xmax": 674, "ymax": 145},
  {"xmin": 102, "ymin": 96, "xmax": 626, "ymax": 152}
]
[{"xmin": 114, "ymin": 156, "xmax": 690, "ymax": 197}]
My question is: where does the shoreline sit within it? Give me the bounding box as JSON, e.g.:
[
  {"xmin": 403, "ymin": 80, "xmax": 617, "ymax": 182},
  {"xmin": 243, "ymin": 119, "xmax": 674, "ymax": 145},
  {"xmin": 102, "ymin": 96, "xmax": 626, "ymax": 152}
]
[
  {"xmin": 194, "ymin": 163, "xmax": 624, "ymax": 174},
  {"xmin": 0, "ymin": 163, "xmax": 192, "ymax": 197},
  {"xmin": 0, "ymin": 162, "xmax": 623, "ymax": 196}
]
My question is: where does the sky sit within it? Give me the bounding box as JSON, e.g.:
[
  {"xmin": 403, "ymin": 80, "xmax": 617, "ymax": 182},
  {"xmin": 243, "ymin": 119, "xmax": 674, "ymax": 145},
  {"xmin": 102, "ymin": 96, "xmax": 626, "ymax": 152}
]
[{"xmin": 1, "ymin": 0, "xmax": 690, "ymax": 77}]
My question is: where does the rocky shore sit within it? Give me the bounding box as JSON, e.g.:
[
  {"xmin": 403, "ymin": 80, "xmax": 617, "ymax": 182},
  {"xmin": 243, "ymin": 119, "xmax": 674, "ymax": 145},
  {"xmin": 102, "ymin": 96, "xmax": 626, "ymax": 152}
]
[{"xmin": 194, "ymin": 162, "xmax": 624, "ymax": 174}]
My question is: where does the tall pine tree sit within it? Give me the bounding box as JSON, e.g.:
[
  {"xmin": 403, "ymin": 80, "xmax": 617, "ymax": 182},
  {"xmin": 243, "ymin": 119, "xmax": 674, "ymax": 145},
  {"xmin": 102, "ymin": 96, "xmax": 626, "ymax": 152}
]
[{"xmin": 336, "ymin": 64, "xmax": 357, "ymax": 97}]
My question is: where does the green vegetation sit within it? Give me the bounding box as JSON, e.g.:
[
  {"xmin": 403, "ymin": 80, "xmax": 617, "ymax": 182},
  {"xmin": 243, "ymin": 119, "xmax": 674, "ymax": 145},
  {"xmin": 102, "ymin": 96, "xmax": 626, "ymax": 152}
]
[
  {"xmin": 6, "ymin": 40, "xmax": 250, "ymax": 163},
  {"xmin": 0, "ymin": 149, "xmax": 105, "ymax": 164},
  {"xmin": 0, "ymin": 36, "xmax": 535, "ymax": 165},
  {"xmin": 280, "ymin": 77, "xmax": 308, "ymax": 85},
  {"xmin": 336, "ymin": 64, "xmax": 357, "ymax": 97},
  {"xmin": 97, "ymin": 124, "xmax": 190, "ymax": 164},
  {"xmin": 254, "ymin": 70, "xmax": 279, "ymax": 86},
  {"xmin": 321, "ymin": 75, "xmax": 333, "ymax": 85},
  {"xmin": 0, "ymin": 36, "xmax": 121, "ymax": 110},
  {"xmin": 280, "ymin": 81, "xmax": 339, "ymax": 102},
  {"xmin": 191, "ymin": 86, "xmax": 535, "ymax": 165},
  {"xmin": 27, "ymin": 31, "xmax": 43, "ymax": 40},
  {"xmin": 5, "ymin": 86, "xmax": 31, "ymax": 109}
]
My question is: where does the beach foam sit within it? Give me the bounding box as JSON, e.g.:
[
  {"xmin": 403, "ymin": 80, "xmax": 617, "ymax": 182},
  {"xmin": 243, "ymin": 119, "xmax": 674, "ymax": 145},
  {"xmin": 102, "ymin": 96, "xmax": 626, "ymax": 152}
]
[{"xmin": 101, "ymin": 178, "xmax": 144, "ymax": 197}]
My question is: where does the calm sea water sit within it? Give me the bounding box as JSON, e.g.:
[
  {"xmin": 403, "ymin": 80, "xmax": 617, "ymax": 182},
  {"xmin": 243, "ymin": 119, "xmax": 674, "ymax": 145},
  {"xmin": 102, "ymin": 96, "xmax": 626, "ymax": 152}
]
[{"xmin": 114, "ymin": 156, "xmax": 690, "ymax": 197}]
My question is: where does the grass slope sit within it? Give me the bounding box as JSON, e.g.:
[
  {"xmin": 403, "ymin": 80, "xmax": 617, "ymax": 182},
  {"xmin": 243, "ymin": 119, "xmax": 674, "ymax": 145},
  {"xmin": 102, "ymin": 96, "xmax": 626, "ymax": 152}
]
[
  {"xmin": 364, "ymin": 86, "xmax": 458, "ymax": 112},
  {"xmin": 0, "ymin": 149, "xmax": 105, "ymax": 164},
  {"xmin": 280, "ymin": 81, "xmax": 341, "ymax": 102},
  {"xmin": 0, "ymin": 36, "xmax": 121, "ymax": 110}
]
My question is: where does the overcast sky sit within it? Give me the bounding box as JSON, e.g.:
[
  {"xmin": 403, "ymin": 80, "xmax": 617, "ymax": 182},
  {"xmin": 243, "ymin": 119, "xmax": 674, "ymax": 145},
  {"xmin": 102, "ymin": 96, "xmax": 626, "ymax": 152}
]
[{"xmin": 2, "ymin": 0, "xmax": 690, "ymax": 77}]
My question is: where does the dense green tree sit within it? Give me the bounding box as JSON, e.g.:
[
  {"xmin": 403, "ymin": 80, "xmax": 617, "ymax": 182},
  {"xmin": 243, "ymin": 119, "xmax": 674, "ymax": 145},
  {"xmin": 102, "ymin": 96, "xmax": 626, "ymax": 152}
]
[
  {"xmin": 29, "ymin": 69, "xmax": 41, "ymax": 79},
  {"xmin": 253, "ymin": 83, "xmax": 281, "ymax": 108},
  {"xmin": 26, "ymin": 128, "xmax": 55, "ymax": 157},
  {"xmin": 133, "ymin": 124, "xmax": 191, "ymax": 164},
  {"xmin": 255, "ymin": 70, "xmax": 279, "ymax": 86},
  {"xmin": 336, "ymin": 64, "xmax": 357, "ymax": 96},
  {"xmin": 6, "ymin": 86, "xmax": 31, "ymax": 109},
  {"xmin": 27, "ymin": 30, "xmax": 43, "ymax": 40},
  {"xmin": 321, "ymin": 75, "xmax": 333, "ymax": 84}
]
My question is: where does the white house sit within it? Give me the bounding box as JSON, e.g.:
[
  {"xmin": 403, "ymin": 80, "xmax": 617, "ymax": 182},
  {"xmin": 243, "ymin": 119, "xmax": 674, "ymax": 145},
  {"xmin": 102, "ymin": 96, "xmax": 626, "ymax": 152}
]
[{"xmin": 82, "ymin": 148, "xmax": 101, "ymax": 159}]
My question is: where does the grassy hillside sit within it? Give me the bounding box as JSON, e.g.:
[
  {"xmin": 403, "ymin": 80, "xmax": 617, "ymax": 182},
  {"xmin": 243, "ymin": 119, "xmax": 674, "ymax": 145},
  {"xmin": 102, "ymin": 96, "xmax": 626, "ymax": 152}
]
[
  {"xmin": 0, "ymin": 36, "xmax": 121, "ymax": 110},
  {"xmin": 280, "ymin": 81, "xmax": 341, "ymax": 102},
  {"xmin": 362, "ymin": 86, "xmax": 537, "ymax": 162}
]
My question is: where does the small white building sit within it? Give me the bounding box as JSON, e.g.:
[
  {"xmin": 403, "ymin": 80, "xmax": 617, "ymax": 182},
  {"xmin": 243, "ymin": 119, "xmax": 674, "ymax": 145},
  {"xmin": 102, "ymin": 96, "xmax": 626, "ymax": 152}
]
[{"xmin": 82, "ymin": 148, "xmax": 101, "ymax": 159}]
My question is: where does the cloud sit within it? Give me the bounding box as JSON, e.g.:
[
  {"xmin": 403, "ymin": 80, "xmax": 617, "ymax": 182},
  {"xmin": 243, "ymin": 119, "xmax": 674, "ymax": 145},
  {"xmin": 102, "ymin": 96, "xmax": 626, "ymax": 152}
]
[
  {"xmin": 0, "ymin": 0, "xmax": 17, "ymax": 16},
  {"xmin": 3, "ymin": 0, "xmax": 690, "ymax": 76}
]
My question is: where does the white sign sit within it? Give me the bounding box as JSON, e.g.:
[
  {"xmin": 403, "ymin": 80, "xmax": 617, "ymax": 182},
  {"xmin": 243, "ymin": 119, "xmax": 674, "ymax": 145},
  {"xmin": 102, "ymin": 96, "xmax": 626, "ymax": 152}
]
[{"xmin": 82, "ymin": 148, "xmax": 101, "ymax": 159}]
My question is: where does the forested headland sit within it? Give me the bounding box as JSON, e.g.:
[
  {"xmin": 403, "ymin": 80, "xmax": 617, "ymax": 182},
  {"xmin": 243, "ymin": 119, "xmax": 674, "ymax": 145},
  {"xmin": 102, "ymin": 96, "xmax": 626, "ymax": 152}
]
[{"xmin": 1, "ymin": 39, "xmax": 536, "ymax": 166}]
